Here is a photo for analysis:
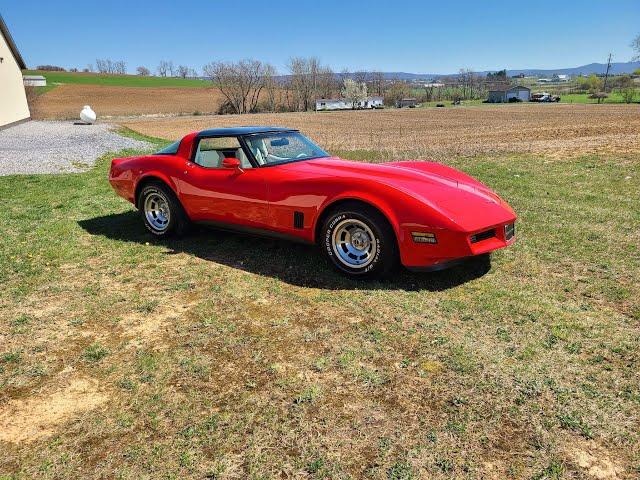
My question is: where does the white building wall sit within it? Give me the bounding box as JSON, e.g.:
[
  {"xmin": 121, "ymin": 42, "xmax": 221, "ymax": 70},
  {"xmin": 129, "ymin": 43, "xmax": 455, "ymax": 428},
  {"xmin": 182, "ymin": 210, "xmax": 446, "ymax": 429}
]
[{"xmin": 0, "ymin": 31, "xmax": 30, "ymax": 127}]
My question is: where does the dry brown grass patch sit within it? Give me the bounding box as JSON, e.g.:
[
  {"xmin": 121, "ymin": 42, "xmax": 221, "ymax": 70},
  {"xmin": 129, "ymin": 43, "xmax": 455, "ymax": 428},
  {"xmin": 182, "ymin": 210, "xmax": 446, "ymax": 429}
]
[{"xmin": 0, "ymin": 377, "xmax": 108, "ymax": 444}]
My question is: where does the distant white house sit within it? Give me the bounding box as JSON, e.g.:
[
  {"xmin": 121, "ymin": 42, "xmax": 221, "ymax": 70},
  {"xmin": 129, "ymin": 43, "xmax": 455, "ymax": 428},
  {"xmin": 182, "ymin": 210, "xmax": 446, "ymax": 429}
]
[
  {"xmin": 315, "ymin": 96, "xmax": 383, "ymax": 111},
  {"xmin": 538, "ymin": 74, "xmax": 570, "ymax": 84},
  {"xmin": 23, "ymin": 75, "xmax": 46, "ymax": 87}
]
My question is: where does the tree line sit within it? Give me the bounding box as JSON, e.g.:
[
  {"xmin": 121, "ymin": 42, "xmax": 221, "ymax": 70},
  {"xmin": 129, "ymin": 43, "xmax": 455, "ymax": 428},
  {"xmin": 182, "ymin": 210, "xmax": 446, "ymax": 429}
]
[{"xmin": 201, "ymin": 57, "xmax": 386, "ymax": 114}]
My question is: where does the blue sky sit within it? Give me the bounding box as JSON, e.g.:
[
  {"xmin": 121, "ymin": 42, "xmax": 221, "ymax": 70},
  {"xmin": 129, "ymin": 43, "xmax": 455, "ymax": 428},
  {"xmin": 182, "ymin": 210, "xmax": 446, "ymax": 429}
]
[{"xmin": 2, "ymin": 0, "xmax": 638, "ymax": 74}]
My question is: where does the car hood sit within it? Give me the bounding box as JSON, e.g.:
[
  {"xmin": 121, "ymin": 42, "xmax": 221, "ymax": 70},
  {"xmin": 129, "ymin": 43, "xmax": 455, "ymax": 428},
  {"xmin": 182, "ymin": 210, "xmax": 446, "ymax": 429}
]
[{"xmin": 286, "ymin": 157, "xmax": 516, "ymax": 231}]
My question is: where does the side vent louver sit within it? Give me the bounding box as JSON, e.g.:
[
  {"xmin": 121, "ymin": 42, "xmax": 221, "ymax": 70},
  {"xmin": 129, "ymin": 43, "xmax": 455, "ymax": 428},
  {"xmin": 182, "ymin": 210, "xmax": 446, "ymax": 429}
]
[{"xmin": 293, "ymin": 211, "xmax": 304, "ymax": 229}]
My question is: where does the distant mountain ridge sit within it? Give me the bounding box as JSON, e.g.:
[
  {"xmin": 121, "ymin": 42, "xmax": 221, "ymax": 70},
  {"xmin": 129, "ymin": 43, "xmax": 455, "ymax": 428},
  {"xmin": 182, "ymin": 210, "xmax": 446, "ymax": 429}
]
[{"xmin": 368, "ymin": 61, "xmax": 640, "ymax": 80}]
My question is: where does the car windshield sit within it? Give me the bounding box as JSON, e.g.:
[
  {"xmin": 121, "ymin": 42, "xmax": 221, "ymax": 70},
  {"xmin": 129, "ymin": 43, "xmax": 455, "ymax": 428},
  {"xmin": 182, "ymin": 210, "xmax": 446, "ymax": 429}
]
[{"xmin": 243, "ymin": 132, "xmax": 328, "ymax": 166}]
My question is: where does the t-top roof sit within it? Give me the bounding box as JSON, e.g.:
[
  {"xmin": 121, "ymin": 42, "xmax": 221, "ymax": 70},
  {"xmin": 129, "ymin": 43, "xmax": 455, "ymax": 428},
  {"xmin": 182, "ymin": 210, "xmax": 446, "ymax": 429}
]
[
  {"xmin": 197, "ymin": 126, "xmax": 297, "ymax": 137},
  {"xmin": 0, "ymin": 14, "xmax": 26, "ymax": 70}
]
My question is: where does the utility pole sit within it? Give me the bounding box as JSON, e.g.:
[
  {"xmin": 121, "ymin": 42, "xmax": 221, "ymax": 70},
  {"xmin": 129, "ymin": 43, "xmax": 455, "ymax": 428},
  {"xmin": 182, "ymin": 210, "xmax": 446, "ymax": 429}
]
[{"xmin": 603, "ymin": 53, "xmax": 613, "ymax": 93}]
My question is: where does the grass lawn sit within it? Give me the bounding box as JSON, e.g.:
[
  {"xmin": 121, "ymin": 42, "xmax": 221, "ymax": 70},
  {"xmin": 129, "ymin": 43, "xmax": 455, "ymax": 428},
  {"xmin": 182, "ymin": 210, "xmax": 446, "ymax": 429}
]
[
  {"xmin": 23, "ymin": 70, "xmax": 211, "ymax": 88},
  {"xmin": 556, "ymin": 92, "xmax": 635, "ymax": 104},
  {"xmin": 0, "ymin": 136, "xmax": 638, "ymax": 478}
]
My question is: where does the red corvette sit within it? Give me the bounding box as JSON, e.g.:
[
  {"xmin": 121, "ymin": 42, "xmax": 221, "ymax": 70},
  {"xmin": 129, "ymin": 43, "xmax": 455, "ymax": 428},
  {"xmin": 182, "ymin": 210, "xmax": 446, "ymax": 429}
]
[{"xmin": 109, "ymin": 127, "xmax": 516, "ymax": 278}]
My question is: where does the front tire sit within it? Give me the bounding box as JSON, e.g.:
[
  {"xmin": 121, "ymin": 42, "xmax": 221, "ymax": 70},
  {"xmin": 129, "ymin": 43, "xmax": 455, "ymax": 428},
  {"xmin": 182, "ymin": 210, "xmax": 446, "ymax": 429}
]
[
  {"xmin": 138, "ymin": 181, "xmax": 188, "ymax": 237},
  {"xmin": 320, "ymin": 204, "xmax": 398, "ymax": 279}
]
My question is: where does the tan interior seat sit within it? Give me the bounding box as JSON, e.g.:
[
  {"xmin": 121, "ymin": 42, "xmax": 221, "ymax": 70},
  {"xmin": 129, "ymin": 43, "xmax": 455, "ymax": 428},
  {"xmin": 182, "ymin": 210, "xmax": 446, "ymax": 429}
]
[
  {"xmin": 236, "ymin": 148, "xmax": 252, "ymax": 168},
  {"xmin": 196, "ymin": 150, "xmax": 225, "ymax": 168},
  {"xmin": 248, "ymin": 139, "xmax": 268, "ymax": 165}
]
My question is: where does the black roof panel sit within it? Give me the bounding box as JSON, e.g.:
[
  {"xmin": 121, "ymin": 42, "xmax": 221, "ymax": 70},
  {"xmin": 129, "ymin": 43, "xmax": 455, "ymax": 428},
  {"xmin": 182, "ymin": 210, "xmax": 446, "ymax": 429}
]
[{"xmin": 196, "ymin": 126, "xmax": 297, "ymax": 137}]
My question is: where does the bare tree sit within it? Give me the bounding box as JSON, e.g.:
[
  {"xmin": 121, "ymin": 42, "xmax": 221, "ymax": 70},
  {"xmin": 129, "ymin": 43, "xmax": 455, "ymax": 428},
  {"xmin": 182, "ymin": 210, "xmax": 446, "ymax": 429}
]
[
  {"xmin": 342, "ymin": 78, "xmax": 368, "ymax": 108},
  {"xmin": 318, "ymin": 66, "xmax": 337, "ymax": 99},
  {"xmin": 157, "ymin": 60, "xmax": 172, "ymax": 77},
  {"xmin": 263, "ymin": 63, "xmax": 278, "ymax": 112},
  {"xmin": 353, "ymin": 71, "xmax": 368, "ymax": 84},
  {"xmin": 632, "ymin": 34, "xmax": 640, "ymax": 61},
  {"xmin": 95, "ymin": 58, "xmax": 110, "ymax": 74},
  {"xmin": 177, "ymin": 65, "xmax": 190, "ymax": 79},
  {"xmin": 137, "ymin": 66, "xmax": 151, "ymax": 76},
  {"xmin": 371, "ymin": 71, "xmax": 385, "ymax": 96},
  {"xmin": 288, "ymin": 57, "xmax": 310, "ymax": 111},
  {"xmin": 457, "ymin": 68, "xmax": 480, "ymax": 100},
  {"xmin": 203, "ymin": 59, "xmax": 269, "ymax": 114},
  {"xmin": 288, "ymin": 56, "xmax": 326, "ymax": 111},
  {"xmin": 384, "ymin": 80, "xmax": 411, "ymax": 107},
  {"xmin": 338, "ymin": 68, "xmax": 350, "ymax": 84},
  {"xmin": 86, "ymin": 64, "xmax": 94, "ymax": 73},
  {"xmin": 423, "ymin": 83, "xmax": 435, "ymax": 102},
  {"xmin": 96, "ymin": 59, "xmax": 126, "ymax": 74},
  {"xmin": 113, "ymin": 61, "xmax": 127, "ymax": 75}
]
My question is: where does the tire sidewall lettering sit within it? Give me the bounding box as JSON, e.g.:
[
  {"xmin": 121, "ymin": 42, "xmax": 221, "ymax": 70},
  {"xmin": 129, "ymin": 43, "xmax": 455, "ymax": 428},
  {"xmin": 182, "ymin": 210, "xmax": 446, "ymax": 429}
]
[
  {"xmin": 324, "ymin": 213, "xmax": 382, "ymax": 274},
  {"xmin": 325, "ymin": 214, "xmax": 346, "ymax": 257}
]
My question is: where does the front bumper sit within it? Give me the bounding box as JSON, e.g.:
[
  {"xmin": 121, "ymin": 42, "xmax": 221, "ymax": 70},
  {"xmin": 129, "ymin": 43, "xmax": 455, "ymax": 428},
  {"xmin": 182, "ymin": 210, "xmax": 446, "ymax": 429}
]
[{"xmin": 398, "ymin": 220, "xmax": 516, "ymax": 270}]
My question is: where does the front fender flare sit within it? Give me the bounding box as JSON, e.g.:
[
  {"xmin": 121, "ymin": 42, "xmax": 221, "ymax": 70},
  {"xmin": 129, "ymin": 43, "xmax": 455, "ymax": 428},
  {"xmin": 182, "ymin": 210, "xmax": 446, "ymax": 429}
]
[{"xmin": 312, "ymin": 192, "xmax": 401, "ymax": 244}]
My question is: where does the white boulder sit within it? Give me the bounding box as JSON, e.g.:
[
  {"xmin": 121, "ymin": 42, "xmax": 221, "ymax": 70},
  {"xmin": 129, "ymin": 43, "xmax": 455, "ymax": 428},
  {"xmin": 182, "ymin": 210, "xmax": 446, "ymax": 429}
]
[{"xmin": 80, "ymin": 105, "xmax": 97, "ymax": 124}]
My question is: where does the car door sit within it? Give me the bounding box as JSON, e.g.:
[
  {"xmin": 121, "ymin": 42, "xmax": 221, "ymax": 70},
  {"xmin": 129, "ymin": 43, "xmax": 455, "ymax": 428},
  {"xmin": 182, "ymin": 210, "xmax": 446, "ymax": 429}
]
[{"xmin": 176, "ymin": 136, "xmax": 269, "ymax": 228}]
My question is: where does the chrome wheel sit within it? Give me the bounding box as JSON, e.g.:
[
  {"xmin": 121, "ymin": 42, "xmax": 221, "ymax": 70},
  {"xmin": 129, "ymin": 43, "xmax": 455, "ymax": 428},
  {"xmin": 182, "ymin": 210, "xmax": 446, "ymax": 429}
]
[
  {"xmin": 144, "ymin": 192, "xmax": 170, "ymax": 231},
  {"xmin": 331, "ymin": 218, "xmax": 378, "ymax": 269}
]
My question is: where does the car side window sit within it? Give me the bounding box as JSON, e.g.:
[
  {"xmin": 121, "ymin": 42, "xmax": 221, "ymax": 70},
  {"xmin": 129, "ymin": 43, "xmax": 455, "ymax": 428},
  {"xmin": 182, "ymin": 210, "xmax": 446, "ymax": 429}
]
[{"xmin": 194, "ymin": 137, "xmax": 252, "ymax": 169}]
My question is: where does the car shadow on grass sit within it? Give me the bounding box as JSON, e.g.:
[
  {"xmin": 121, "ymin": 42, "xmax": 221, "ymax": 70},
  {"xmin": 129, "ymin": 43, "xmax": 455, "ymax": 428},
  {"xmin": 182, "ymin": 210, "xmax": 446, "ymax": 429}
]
[{"xmin": 78, "ymin": 211, "xmax": 491, "ymax": 291}]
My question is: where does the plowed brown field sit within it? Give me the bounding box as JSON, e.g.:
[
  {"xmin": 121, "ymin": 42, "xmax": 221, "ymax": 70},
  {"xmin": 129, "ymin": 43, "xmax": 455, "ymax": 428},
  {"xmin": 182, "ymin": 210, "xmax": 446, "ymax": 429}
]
[
  {"xmin": 32, "ymin": 84, "xmax": 224, "ymax": 119},
  {"xmin": 122, "ymin": 104, "xmax": 640, "ymax": 159}
]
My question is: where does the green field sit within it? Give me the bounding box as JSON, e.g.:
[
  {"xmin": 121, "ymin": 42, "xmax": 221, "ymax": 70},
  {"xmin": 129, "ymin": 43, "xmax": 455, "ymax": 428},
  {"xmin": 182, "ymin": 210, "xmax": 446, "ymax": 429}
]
[
  {"xmin": 1, "ymin": 131, "xmax": 638, "ymax": 478},
  {"xmin": 23, "ymin": 70, "xmax": 211, "ymax": 88},
  {"xmin": 551, "ymin": 92, "xmax": 634, "ymax": 104}
]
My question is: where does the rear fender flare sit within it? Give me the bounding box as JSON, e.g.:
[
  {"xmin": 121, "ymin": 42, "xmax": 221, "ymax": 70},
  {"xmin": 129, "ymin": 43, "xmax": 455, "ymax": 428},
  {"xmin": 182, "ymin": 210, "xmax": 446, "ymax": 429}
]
[{"xmin": 134, "ymin": 171, "xmax": 179, "ymax": 209}]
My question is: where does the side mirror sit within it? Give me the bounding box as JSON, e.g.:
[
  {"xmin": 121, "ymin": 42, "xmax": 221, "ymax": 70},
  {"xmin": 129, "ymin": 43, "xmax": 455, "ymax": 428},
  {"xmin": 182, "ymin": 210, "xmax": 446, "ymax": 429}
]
[{"xmin": 222, "ymin": 157, "xmax": 244, "ymax": 172}]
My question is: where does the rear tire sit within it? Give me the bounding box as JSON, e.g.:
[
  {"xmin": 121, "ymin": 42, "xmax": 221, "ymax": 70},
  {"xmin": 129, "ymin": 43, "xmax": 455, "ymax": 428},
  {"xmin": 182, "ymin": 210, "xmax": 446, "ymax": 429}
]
[
  {"xmin": 138, "ymin": 181, "xmax": 189, "ymax": 237},
  {"xmin": 320, "ymin": 203, "xmax": 398, "ymax": 279}
]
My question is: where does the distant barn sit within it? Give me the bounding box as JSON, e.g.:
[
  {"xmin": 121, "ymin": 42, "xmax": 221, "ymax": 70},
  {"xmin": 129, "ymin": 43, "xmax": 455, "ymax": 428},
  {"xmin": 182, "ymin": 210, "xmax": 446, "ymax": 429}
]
[
  {"xmin": 396, "ymin": 98, "xmax": 418, "ymax": 108},
  {"xmin": 487, "ymin": 86, "xmax": 531, "ymax": 103},
  {"xmin": 23, "ymin": 75, "xmax": 46, "ymax": 87}
]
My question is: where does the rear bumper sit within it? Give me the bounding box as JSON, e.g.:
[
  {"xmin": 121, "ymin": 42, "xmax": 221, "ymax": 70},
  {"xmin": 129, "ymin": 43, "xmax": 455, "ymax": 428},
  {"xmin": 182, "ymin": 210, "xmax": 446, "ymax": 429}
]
[{"xmin": 398, "ymin": 219, "xmax": 516, "ymax": 270}]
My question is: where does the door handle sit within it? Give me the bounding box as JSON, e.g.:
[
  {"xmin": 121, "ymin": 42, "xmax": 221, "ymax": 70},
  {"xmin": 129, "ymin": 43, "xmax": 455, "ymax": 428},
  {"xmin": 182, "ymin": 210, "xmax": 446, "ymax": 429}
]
[{"xmin": 184, "ymin": 162, "xmax": 194, "ymax": 174}]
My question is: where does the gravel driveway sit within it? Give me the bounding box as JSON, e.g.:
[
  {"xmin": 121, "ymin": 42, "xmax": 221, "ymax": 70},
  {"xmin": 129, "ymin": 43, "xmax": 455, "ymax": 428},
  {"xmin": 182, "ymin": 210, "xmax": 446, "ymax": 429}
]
[{"xmin": 0, "ymin": 121, "xmax": 151, "ymax": 176}]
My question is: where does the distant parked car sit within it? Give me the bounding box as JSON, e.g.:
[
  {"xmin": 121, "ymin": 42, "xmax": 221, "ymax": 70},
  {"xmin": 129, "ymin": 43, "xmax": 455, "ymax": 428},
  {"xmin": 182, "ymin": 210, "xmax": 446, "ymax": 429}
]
[
  {"xmin": 109, "ymin": 127, "xmax": 516, "ymax": 278},
  {"xmin": 531, "ymin": 92, "xmax": 561, "ymax": 103}
]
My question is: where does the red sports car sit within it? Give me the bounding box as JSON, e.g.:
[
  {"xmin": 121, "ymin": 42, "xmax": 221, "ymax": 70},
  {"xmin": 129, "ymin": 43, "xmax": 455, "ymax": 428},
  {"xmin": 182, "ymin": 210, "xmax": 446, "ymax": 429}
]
[{"xmin": 109, "ymin": 127, "xmax": 516, "ymax": 278}]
